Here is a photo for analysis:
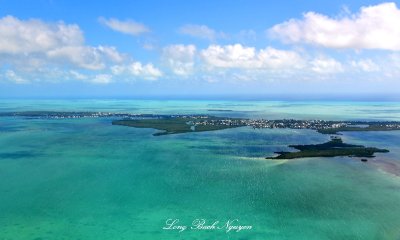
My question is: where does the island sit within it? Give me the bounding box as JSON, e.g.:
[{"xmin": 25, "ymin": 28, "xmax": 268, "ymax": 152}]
[
  {"xmin": 266, "ymin": 137, "xmax": 389, "ymax": 159},
  {"xmin": 2, "ymin": 111, "xmax": 400, "ymax": 135},
  {"xmin": 1, "ymin": 111, "xmax": 399, "ymax": 160},
  {"xmin": 112, "ymin": 115, "xmax": 245, "ymax": 136}
]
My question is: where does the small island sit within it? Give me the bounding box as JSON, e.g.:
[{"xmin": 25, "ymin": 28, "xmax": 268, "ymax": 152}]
[{"xmin": 266, "ymin": 137, "xmax": 389, "ymax": 159}]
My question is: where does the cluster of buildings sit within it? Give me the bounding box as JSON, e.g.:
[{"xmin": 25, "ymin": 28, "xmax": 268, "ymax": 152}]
[
  {"xmin": 8, "ymin": 112, "xmax": 149, "ymax": 119},
  {"xmin": 19, "ymin": 112, "xmax": 123, "ymax": 119},
  {"xmin": 193, "ymin": 116, "xmax": 400, "ymax": 131},
  {"xmin": 195, "ymin": 118, "xmax": 350, "ymax": 130},
  {"xmin": 245, "ymin": 119, "xmax": 349, "ymax": 130}
]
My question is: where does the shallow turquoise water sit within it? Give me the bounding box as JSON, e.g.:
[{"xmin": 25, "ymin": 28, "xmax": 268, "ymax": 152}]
[{"xmin": 0, "ymin": 100, "xmax": 400, "ymax": 240}]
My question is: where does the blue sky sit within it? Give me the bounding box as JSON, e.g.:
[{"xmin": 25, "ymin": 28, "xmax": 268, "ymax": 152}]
[{"xmin": 0, "ymin": 0, "xmax": 400, "ymax": 99}]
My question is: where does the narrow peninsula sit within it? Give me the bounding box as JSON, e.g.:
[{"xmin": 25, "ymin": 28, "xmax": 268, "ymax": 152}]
[{"xmin": 112, "ymin": 116, "xmax": 245, "ymax": 136}]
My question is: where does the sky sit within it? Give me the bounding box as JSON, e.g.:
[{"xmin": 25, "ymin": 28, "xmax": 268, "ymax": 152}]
[{"xmin": 1, "ymin": 0, "xmax": 400, "ymax": 99}]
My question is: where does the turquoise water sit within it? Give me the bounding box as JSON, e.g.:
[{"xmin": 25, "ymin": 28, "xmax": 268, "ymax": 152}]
[{"xmin": 0, "ymin": 100, "xmax": 400, "ymax": 240}]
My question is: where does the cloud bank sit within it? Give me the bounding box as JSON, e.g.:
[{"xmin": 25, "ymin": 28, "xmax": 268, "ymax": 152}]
[
  {"xmin": 0, "ymin": 16, "xmax": 161, "ymax": 84},
  {"xmin": 2, "ymin": 2, "xmax": 400, "ymax": 86}
]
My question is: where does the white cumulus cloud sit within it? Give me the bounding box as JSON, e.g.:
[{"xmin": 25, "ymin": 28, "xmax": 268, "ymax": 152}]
[
  {"xmin": 91, "ymin": 74, "xmax": 113, "ymax": 84},
  {"xmin": 46, "ymin": 45, "xmax": 125, "ymax": 70},
  {"xmin": 0, "ymin": 16, "xmax": 160, "ymax": 84},
  {"xmin": 5, "ymin": 70, "xmax": 28, "ymax": 84},
  {"xmin": 111, "ymin": 62, "xmax": 163, "ymax": 81},
  {"xmin": 162, "ymin": 44, "xmax": 196, "ymax": 76},
  {"xmin": 99, "ymin": 17, "xmax": 150, "ymax": 36},
  {"xmin": 47, "ymin": 46, "xmax": 105, "ymax": 70},
  {"xmin": 0, "ymin": 16, "xmax": 125, "ymax": 71},
  {"xmin": 310, "ymin": 57, "xmax": 343, "ymax": 74},
  {"xmin": 0, "ymin": 15, "xmax": 83, "ymax": 54},
  {"xmin": 350, "ymin": 59, "xmax": 380, "ymax": 72},
  {"xmin": 69, "ymin": 70, "xmax": 88, "ymax": 80},
  {"xmin": 200, "ymin": 44, "xmax": 304, "ymax": 69},
  {"xmin": 270, "ymin": 2, "xmax": 400, "ymax": 51}
]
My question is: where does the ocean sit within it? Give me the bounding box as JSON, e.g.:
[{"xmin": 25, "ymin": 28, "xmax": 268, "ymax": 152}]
[{"xmin": 0, "ymin": 99, "xmax": 400, "ymax": 240}]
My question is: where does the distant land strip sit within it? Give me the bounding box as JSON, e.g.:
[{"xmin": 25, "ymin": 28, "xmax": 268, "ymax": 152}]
[
  {"xmin": 1, "ymin": 111, "xmax": 397, "ymax": 159},
  {"xmin": 2, "ymin": 111, "xmax": 400, "ymax": 135}
]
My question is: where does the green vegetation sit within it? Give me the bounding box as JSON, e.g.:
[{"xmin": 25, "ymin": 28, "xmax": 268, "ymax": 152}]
[
  {"xmin": 112, "ymin": 116, "xmax": 244, "ymax": 136},
  {"xmin": 113, "ymin": 118, "xmax": 191, "ymax": 135},
  {"xmin": 266, "ymin": 137, "xmax": 389, "ymax": 159}
]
